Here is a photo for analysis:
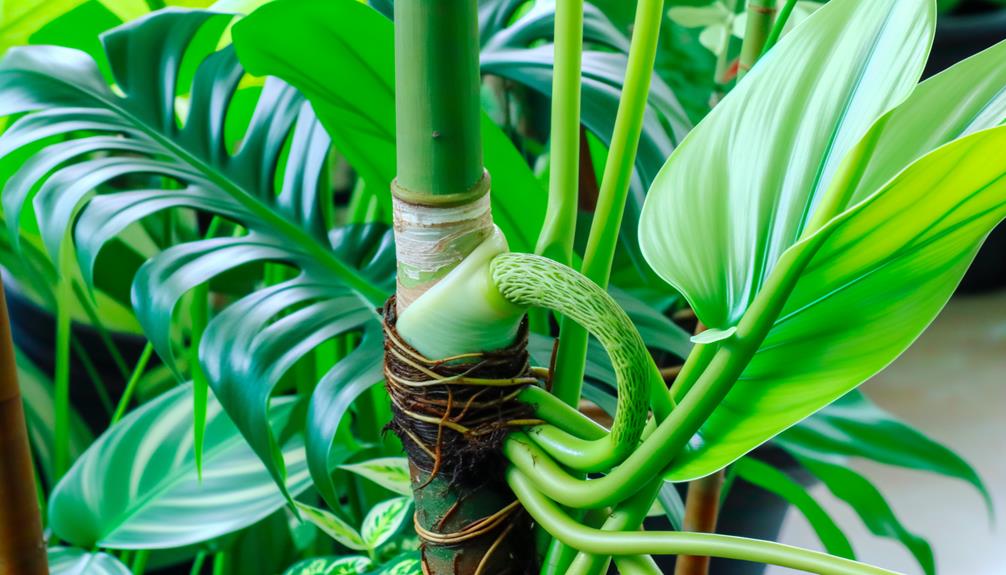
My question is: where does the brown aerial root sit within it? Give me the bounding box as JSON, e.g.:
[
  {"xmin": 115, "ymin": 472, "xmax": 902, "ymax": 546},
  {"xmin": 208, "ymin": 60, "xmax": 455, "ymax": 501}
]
[
  {"xmin": 381, "ymin": 296, "xmax": 538, "ymax": 487},
  {"xmin": 382, "ymin": 296, "xmax": 537, "ymax": 575}
]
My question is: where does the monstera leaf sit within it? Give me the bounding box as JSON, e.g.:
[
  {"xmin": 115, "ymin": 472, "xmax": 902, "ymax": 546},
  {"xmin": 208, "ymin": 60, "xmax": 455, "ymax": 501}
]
[
  {"xmin": 639, "ymin": 0, "xmax": 1006, "ymax": 479},
  {"xmin": 0, "ymin": 9, "xmax": 394, "ymax": 505}
]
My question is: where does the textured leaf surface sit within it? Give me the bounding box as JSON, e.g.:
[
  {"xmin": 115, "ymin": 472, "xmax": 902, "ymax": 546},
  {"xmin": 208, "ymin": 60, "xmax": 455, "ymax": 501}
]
[
  {"xmin": 361, "ymin": 497, "xmax": 412, "ymax": 550},
  {"xmin": 282, "ymin": 555, "xmax": 372, "ymax": 575},
  {"xmin": 48, "ymin": 384, "xmax": 312, "ymax": 549},
  {"xmin": 297, "ymin": 503, "xmax": 368, "ymax": 551},
  {"xmin": 47, "ymin": 547, "xmax": 131, "ymax": 575}
]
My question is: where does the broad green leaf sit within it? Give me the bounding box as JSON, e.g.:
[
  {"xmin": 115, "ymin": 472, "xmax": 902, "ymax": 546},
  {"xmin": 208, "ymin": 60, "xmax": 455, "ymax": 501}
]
[
  {"xmin": 48, "ymin": 547, "xmax": 131, "ymax": 575},
  {"xmin": 230, "ymin": 0, "xmax": 548, "ymax": 253},
  {"xmin": 48, "ymin": 383, "xmax": 312, "ymax": 549},
  {"xmin": 780, "ymin": 390, "xmax": 991, "ymax": 512},
  {"xmin": 376, "ymin": 552, "xmax": 422, "ymax": 575},
  {"xmin": 830, "ymin": 38, "xmax": 1006, "ymax": 210},
  {"xmin": 791, "ymin": 450, "xmax": 935, "ymax": 575},
  {"xmin": 282, "ymin": 556, "xmax": 373, "ymax": 575},
  {"xmin": 0, "ymin": 10, "xmax": 392, "ymax": 503},
  {"xmin": 733, "ymin": 457, "xmax": 854, "ymax": 559},
  {"xmin": 296, "ymin": 502, "xmax": 368, "ymax": 551},
  {"xmin": 639, "ymin": 0, "xmax": 1006, "ymax": 479},
  {"xmin": 361, "ymin": 497, "xmax": 412, "ymax": 551},
  {"xmin": 340, "ymin": 458, "xmax": 412, "ymax": 497},
  {"xmin": 665, "ymin": 124, "xmax": 1006, "ymax": 480},
  {"xmin": 641, "ymin": 0, "xmax": 935, "ymax": 329}
]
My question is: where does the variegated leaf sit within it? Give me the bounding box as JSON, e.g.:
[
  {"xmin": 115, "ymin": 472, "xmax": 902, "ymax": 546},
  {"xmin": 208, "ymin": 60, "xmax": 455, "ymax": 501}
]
[
  {"xmin": 47, "ymin": 547, "xmax": 131, "ymax": 575},
  {"xmin": 281, "ymin": 555, "xmax": 372, "ymax": 575},
  {"xmin": 340, "ymin": 458, "xmax": 412, "ymax": 497},
  {"xmin": 296, "ymin": 502, "xmax": 367, "ymax": 551},
  {"xmin": 48, "ymin": 384, "xmax": 312, "ymax": 549},
  {"xmin": 361, "ymin": 497, "xmax": 412, "ymax": 550}
]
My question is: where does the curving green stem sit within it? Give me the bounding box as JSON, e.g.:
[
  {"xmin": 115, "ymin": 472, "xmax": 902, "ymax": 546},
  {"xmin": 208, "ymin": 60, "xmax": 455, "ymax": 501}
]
[
  {"xmin": 567, "ymin": 479, "xmax": 664, "ymax": 575},
  {"xmin": 760, "ymin": 0, "xmax": 800, "ymax": 56},
  {"xmin": 492, "ymin": 252, "xmax": 658, "ymax": 472},
  {"xmin": 504, "ymin": 244, "xmax": 823, "ymax": 508},
  {"xmin": 508, "ymin": 469, "xmax": 899, "ymax": 575},
  {"xmin": 535, "ymin": 0, "xmax": 584, "ymax": 265},
  {"xmin": 551, "ymin": 0, "xmax": 667, "ymax": 412}
]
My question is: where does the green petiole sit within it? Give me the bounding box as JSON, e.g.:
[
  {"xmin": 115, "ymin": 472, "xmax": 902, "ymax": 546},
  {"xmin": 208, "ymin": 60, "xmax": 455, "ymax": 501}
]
[{"xmin": 508, "ymin": 468, "xmax": 898, "ymax": 575}]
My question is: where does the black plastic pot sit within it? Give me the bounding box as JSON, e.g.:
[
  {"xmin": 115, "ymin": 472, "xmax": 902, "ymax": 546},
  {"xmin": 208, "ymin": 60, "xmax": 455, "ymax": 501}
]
[
  {"xmin": 642, "ymin": 447, "xmax": 813, "ymax": 575},
  {"xmin": 926, "ymin": 4, "xmax": 1006, "ymax": 293},
  {"xmin": 0, "ymin": 271, "xmax": 150, "ymax": 431}
]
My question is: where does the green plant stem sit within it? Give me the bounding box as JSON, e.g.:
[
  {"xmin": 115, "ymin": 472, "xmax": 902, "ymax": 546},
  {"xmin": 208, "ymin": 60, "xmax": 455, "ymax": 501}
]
[
  {"xmin": 551, "ymin": 0, "xmax": 666, "ymax": 409},
  {"xmin": 507, "ymin": 469, "xmax": 897, "ymax": 575},
  {"xmin": 393, "ymin": 0, "xmax": 482, "ymax": 195},
  {"xmin": 72, "ymin": 281, "xmax": 129, "ymax": 381},
  {"xmin": 54, "ymin": 253, "xmax": 73, "ymax": 479},
  {"xmin": 738, "ymin": 0, "xmax": 777, "ymax": 78},
  {"xmin": 761, "ymin": 0, "xmax": 800, "ymax": 56},
  {"xmin": 189, "ymin": 551, "xmax": 208, "ymax": 575},
  {"xmin": 711, "ymin": 0, "xmax": 739, "ymax": 103},
  {"xmin": 211, "ymin": 551, "xmax": 228, "ymax": 575},
  {"xmin": 505, "ymin": 245, "xmax": 821, "ymax": 508},
  {"xmin": 70, "ymin": 338, "xmax": 114, "ymax": 416},
  {"xmin": 536, "ymin": 0, "xmax": 584, "ymax": 264},
  {"xmin": 131, "ymin": 550, "xmax": 150, "ymax": 575},
  {"xmin": 111, "ymin": 343, "xmax": 155, "ymax": 425},
  {"xmin": 567, "ymin": 479, "xmax": 663, "ymax": 575}
]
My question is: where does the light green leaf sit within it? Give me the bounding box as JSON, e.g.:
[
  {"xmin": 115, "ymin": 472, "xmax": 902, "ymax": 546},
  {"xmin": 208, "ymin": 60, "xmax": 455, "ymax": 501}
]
[
  {"xmin": 667, "ymin": 4, "xmax": 731, "ymax": 29},
  {"xmin": 361, "ymin": 497, "xmax": 412, "ymax": 551},
  {"xmin": 48, "ymin": 383, "xmax": 312, "ymax": 549},
  {"xmin": 697, "ymin": 23, "xmax": 730, "ymax": 54},
  {"xmin": 829, "ymin": 37, "xmax": 1006, "ymax": 211},
  {"xmin": 641, "ymin": 0, "xmax": 935, "ymax": 329},
  {"xmin": 667, "ymin": 123, "xmax": 1006, "ymax": 480},
  {"xmin": 281, "ymin": 555, "xmax": 373, "ymax": 575},
  {"xmin": 690, "ymin": 326, "xmax": 736, "ymax": 344},
  {"xmin": 733, "ymin": 457, "xmax": 854, "ymax": 559},
  {"xmin": 791, "ymin": 450, "xmax": 935, "ymax": 575},
  {"xmin": 296, "ymin": 502, "xmax": 368, "ymax": 551},
  {"xmin": 340, "ymin": 458, "xmax": 412, "ymax": 497},
  {"xmin": 48, "ymin": 547, "xmax": 131, "ymax": 575},
  {"xmin": 378, "ymin": 553, "xmax": 422, "ymax": 575}
]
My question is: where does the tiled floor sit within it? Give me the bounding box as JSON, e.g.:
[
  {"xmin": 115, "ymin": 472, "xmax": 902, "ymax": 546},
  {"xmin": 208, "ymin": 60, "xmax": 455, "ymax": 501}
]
[{"xmin": 767, "ymin": 291, "xmax": 1006, "ymax": 575}]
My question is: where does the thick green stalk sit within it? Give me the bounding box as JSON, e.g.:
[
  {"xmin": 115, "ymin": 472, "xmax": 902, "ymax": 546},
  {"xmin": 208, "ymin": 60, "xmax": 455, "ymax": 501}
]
[
  {"xmin": 0, "ymin": 279, "xmax": 49, "ymax": 575},
  {"xmin": 394, "ymin": 1, "xmax": 482, "ymax": 198},
  {"xmin": 535, "ymin": 0, "xmax": 584, "ymax": 264},
  {"xmin": 391, "ymin": 2, "xmax": 532, "ymax": 573},
  {"xmin": 566, "ymin": 479, "xmax": 664, "ymax": 574},
  {"xmin": 551, "ymin": 0, "xmax": 666, "ymax": 408},
  {"xmin": 738, "ymin": 0, "xmax": 777, "ymax": 78},
  {"xmin": 508, "ymin": 469, "xmax": 897, "ymax": 575}
]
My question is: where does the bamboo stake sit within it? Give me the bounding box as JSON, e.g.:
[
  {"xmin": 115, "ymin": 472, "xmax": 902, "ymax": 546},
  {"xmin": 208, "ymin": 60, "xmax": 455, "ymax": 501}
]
[{"xmin": 0, "ymin": 278, "xmax": 49, "ymax": 575}]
